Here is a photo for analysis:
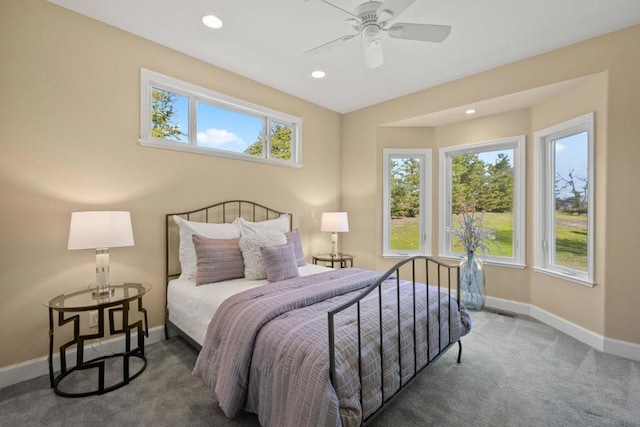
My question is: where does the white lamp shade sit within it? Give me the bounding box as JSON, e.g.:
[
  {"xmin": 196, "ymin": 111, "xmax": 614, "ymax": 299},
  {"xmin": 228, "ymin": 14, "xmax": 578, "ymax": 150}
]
[
  {"xmin": 68, "ymin": 211, "xmax": 135, "ymax": 250},
  {"xmin": 321, "ymin": 212, "xmax": 349, "ymax": 233}
]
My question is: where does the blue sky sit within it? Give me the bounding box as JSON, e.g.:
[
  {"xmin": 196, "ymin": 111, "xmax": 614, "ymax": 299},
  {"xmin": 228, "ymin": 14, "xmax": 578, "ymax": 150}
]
[
  {"xmin": 166, "ymin": 91, "xmax": 263, "ymax": 152},
  {"xmin": 477, "ymin": 149, "xmax": 513, "ymax": 166},
  {"xmin": 554, "ymin": 131, "xmax": 588, "ymax": 178},
  {"xmin": 554, "ymin": 131, "xmax": 588, "ymax": 198}
]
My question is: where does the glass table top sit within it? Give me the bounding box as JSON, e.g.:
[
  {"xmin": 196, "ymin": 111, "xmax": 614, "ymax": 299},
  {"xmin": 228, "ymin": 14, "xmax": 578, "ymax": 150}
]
[{"xmin": 45, "ymin": 283, "xmax": 150, "ymax": 310}]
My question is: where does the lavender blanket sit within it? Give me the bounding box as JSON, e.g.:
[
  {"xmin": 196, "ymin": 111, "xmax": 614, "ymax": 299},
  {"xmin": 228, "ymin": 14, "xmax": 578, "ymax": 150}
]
[{"xmin": 193, "ymin": 268, "xmax": 471, "ymax": 427}]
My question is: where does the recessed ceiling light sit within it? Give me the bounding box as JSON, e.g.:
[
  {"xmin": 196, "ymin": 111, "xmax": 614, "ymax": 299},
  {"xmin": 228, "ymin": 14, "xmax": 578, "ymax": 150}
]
[
  {"xmin": 311, "ymin": 70, "xmax": 326, "ymax": 79},
  {"xmin": 465, "ymin": 109, "xmax": 476, "ymax": 115},
  {"xmin": 202, "ymin": 14, "xmax": 223, "ymax": 29}
]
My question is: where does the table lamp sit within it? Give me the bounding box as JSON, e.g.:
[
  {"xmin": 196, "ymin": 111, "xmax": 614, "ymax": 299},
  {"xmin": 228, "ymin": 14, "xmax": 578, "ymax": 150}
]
[
  {"xmin": 320, "ymin": 212, "xmax": 349, "ymax": 257},
  {"xmin": 68, "ymin": 211, "xmax": 134, "ymax": 298}
]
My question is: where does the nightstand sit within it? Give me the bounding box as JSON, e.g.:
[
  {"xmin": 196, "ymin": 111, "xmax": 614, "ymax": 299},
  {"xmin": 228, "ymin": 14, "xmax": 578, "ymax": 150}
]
[
  {"xmin": 312, "ymin": 253, "xmax": 354, "ymax": 269},
  {"xmin": 45, "ymin": 282, "xmax": 150, "ymax": 397}
]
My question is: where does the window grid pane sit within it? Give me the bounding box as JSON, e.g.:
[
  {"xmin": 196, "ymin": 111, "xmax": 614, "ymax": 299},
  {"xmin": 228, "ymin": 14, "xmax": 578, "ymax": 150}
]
[
  {"xmin": 449, "ymin": 149, "xmax": 515, "ymax": 258},
  {"xmin": 389, "ymin": 156, "xmax": 421, "ymax": 252},
  {"xmin": 552, "ymin": 132, "xmax": 589, "ymax": 272},
  {"xmin": 196, "ymin": 102, "xmax": 264, "ymax": 157},
  {"xmin": 269, "ymin": 121, "xmax": 293, "ymax": 161},
  {"xmin": 151, "ymin": 88, "xmax": 189, "ymax": 143}
]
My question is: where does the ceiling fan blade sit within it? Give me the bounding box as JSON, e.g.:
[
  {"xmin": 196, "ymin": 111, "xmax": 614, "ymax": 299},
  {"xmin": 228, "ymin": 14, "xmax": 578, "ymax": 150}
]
[
  {"xmin": 318, "ymin": 0, "xmax": 360, "ymax": 19},
  {"xmin": 377, "ymin": 0, "xmax": 416, "ymax": 22},
  {"xmin": 387, "ymin": 23, "xmax": 452, "ymax": 42},
  {"xmin": 363, "ymin": 40, "xmax": 384, "ymax": 69},
  {"xmin": 303, "ymin": 34, "xmax": 357, "ymax": 55}
]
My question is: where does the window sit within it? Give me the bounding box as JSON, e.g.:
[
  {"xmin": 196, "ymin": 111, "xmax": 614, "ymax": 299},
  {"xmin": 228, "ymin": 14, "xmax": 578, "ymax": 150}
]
[
  {"xmin": 534, "ymin": 113, "xmax": 594, "ymax": 285},
  {"xmin": 140, "ymin": 69, "xmax": 302, "ymax": 167},
  {"xmin": 382, "ymin": 149, "xmax": 432, "ymax": 257},
  {"xmin": 439, "ymin": 136, "xmax": 526, "ymax": 266}
]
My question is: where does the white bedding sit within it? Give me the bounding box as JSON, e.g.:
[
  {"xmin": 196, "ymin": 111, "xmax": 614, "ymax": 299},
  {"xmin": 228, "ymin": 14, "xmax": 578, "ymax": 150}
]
[{"xmin": 167, "ymin": 263, "xmax": 333, "ymax": 345}]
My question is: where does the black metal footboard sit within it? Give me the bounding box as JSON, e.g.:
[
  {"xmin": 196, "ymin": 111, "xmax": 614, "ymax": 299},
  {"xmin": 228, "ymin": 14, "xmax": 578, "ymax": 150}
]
[{"xmin": 327, "ymin": 256, "xmax": 462, "ymax": 426}]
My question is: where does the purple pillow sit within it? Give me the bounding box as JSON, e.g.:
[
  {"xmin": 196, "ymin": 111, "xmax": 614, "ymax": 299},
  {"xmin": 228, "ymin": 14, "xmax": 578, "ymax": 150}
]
[
  {"xmin": 285, "ymin": 229, "xmax": 306, "ymax": 266},
  {"xmin": 260, "ymin": 241, "xmax": 300, "ymax": 283},
  {"xmin": 192, "ymin": 235, "xmax": 245, "ymax": 285}
]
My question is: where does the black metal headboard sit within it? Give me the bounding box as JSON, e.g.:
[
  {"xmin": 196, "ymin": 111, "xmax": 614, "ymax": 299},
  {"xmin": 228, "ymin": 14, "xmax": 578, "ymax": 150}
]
[{"xmin": 165, "ymin": 199, "xmax": 292, "ymax": 283}]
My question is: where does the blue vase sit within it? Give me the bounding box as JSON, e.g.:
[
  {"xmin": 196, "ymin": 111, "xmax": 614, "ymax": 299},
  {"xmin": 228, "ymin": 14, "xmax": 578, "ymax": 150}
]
[{"xmin": 459, "ymin": 251, "xmax": 484, "ymax": 310}]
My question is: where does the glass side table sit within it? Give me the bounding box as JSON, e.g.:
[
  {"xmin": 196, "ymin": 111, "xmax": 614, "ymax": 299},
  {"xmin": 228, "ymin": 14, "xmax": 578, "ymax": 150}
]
[
  {"xmin": 312, "ymin": 253, "xmax": 354, "ymax": 269},
  {"xmin": 45, "ymin": 282, "xmax": 150, "ymax": 397}
]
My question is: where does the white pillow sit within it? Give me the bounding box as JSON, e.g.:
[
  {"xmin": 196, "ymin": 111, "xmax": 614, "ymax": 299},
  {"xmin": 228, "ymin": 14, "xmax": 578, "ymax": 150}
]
[
  {"xmin": 238, "ymin": 214, "xmax": 290, "ymax": 236},
  {"xmin": 239, "ymin": 232, "xmax": 287, "ymax": 280},
  {"xmin": 173, "ymin": 215, "xmax": 241, "ymax": 280}
]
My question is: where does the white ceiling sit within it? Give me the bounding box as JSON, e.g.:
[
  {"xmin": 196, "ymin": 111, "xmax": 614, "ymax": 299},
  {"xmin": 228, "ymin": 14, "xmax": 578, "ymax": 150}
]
[{"xmin": 48, "ymin": 0, "xmax": 640, "ymax": 114}]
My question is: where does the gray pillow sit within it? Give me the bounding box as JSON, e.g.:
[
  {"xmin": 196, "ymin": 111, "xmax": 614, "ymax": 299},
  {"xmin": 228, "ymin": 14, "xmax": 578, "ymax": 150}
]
[
  {"xmin": 285, "ymin": 229, "xmax": 306, "ymax": 266},
  {"xmin": 192, "ymin": 235, "xmax": 244, "ymax": 285},
  {"xmin": 239, "ymin": 232, "xmax": 287, "ymax": 280},
  {"xmin": 261, "ymin": 242, "xmax": 300, "ymax": 283}
]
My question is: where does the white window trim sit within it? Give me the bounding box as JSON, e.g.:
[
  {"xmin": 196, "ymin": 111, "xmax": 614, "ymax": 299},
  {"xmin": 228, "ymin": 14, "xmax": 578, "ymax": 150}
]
[
  {"xmin": 533, "ymin": 112, "xmax": 595, "ymax": 286},
  {"xmin": 139, "ymin": 68, "xmax": 302, "ymax": 168},
  {"xmin": 382, "ymin": 149, "xmax": 432, "ymax": 258},
  {"xmin": 438, "ymin": 136, "xmax": 526, "ymax": 267}
]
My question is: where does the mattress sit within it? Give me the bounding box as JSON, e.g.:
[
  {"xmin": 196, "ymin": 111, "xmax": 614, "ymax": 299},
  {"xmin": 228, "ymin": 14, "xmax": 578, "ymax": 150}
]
[{"xmin": 167, "ymin": 263, "xmax": 333, "ymax": 345}]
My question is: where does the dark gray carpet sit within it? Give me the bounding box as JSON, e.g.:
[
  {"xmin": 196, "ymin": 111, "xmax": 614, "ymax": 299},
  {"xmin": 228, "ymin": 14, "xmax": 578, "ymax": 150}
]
[{"xmin": 1, "ymin": 311, "xmax": 639, "ymax": 426}]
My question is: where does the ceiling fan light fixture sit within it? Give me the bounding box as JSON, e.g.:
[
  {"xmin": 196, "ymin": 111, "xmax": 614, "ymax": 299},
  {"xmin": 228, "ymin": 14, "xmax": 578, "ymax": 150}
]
[
  {"xmin": 363, "ymin": 41, "xmax": 384, "ymax": 69},
  {"xmin": 202, "ymin": 14, "xmax": 223, "ymax": 29}
]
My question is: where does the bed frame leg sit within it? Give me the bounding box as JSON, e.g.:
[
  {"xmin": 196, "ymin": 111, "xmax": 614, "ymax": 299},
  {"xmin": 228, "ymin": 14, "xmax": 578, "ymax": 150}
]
[{"xmin": 457, "ymin": 340, "xmax": 462, "ymax": 363}]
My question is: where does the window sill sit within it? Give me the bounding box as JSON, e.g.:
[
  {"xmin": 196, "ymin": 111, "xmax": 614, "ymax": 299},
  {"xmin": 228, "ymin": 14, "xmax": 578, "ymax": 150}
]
[
  {"xmin": 382, "ymin": 253, "xmax": 432, "ymax": 260},
  {"xmin": 138, "ymin": 138, "xmax": 303, "ymax": 169},
  {"xmin": 532, "ymin": 267, "xmax": 595, "ymax": 287},
  {"xmin": 438, "ymin": 255, "xmax": 526, "ymax": 269}
]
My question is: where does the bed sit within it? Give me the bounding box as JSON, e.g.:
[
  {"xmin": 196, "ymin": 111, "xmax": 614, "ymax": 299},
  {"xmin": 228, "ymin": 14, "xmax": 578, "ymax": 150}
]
[{"xmin": 164, "ymin": 200, "xmax": 471, "ymax": 426}]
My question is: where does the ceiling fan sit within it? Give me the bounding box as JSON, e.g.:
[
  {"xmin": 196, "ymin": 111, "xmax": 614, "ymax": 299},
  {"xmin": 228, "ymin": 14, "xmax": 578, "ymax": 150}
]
[{"xmin": 304, "ymin": 0, "xmax": 451, "ymax": 69}]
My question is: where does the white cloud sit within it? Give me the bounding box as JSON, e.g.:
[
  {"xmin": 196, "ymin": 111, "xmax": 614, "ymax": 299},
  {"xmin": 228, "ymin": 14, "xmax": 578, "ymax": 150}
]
[
  {"xmin": 196, "ymin": 128, "xmax": 244, "ymax": 147},
  {"xmin": 555, "ymin": 143, "xmax": 567, "ymax": 152}
]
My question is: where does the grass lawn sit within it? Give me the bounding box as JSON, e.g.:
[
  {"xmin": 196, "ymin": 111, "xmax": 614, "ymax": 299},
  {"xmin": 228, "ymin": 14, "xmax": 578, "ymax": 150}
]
[
  {"xmin": 390, "ymin": 217, "xmax": 420, "ymax": 250},
  {"xmin": 391, "ymin": 211, "xmax": 587, "ymax": 270},
  {"xmin": 554, "ymin": 212, "xmax": 588, "ymax": 271},
  {"xmin": 450, "ymin": 212, "xmax": 512, "ymax": 257},
  {"xmin": 390, "ymin": 213, "xmax": 514, "ymax": 256}
]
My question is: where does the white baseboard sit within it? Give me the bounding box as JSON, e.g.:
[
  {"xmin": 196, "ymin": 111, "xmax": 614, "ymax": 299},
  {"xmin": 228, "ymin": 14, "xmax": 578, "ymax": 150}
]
[
  {"xmin": 604, "ymin": 336, "xmax": 640, "ymax": 361},
  {"xmin": 483, "ymin": 295, "xmax": 531, "ymax": 316},
  {"xmin": 0, "ymin": 325, "xmax": 165, "ymax": 390},
  {"xmin": 4, "ymin": 298, "xmax": 640, "ymax": 390},
  {"xmin": 484, "ymin": 296, "xmax": 640, "ymax": 361}
]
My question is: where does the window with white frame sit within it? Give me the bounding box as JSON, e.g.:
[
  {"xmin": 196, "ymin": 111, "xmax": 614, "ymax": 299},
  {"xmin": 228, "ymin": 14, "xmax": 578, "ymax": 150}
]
[
  {"xmin": 382, "ymin": 149, "xmax": 432, "ymax": 257},
  {"xmin": 139, "ymin": 69, "xmax": 302, "ymax": 167},
  {"xmin": 439, "ymin": 136, "xmax": 526, "ymax": 266},
  {"xmin": 534, "ymin": 113, "xmax": 594, "ymax": 285}
]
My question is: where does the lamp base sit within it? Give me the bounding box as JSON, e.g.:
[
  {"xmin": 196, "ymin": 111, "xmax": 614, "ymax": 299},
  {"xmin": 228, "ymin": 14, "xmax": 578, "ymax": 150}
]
[
  {"xmin": 92, "ymin": 287, "xmax": 115, "ymax": 299},
  {"xmin": 330, "ymin": 232, "xmax": 339, "ymax": 257}
]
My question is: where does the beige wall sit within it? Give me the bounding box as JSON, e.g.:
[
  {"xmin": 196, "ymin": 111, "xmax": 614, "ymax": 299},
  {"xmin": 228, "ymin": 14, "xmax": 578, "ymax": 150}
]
[
  {"xmin": 0, "ymin": 0, "xmax": 342, "ymax": 368},
  {"xmin": 1, "ymin": 0, "xmax": 639, "ymax": 372},
  {"xmin": 342, "ymin": 24, "xmax": 640, "ymax": 344}
]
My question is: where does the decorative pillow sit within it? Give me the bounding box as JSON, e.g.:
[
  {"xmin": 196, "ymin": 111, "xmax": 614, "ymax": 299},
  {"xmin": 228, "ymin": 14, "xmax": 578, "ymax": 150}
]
[
  {"xmin": 285, "ymin": 229, "xmax": 306, "ymax": 266},
  {"xmin": 192, "ymin": 236, "xmax": 244, "ymax": 285},
  {"xmin": 261, "ymin": 242, "xmax": 300, "ymax": 283},
  {"xmin": 238, "ymin": 214, "xmax": 290, "ymax": 236},
  {"xmin": 174, "ymin": 215, "xmax": 241, "ymax": 280},
  {"xmin": 239, "ymin": 232, "xmax": 287, "ymax": 280}
]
